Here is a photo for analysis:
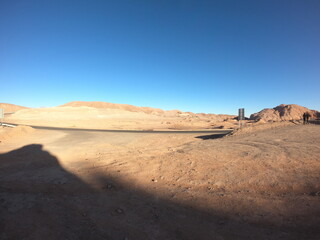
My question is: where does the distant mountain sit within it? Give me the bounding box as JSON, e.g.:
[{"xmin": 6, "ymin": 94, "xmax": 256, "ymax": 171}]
[
  {"xmin": 250, "ymin": 104, "xmax": 320, "ymax": 122},
  {"xmin": 0, "ymin": 103, "xmax": 28, "ymax": 113},
  {"xmin": 59, "ymin": 101, "xmax": 166, "ymax": 115},
  {"xmin": 58, "ymin": 101, "xmax": 233, "ymax": 119}
]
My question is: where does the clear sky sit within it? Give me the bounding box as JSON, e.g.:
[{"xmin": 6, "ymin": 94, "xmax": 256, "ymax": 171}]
[{"xmin": 0, "ymin": 0, "xmax": 319, "ymax": 115}]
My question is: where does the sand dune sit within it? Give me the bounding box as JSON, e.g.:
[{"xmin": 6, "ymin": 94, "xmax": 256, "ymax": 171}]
[
  {"xmin": 60, "ymin": 101, "xmax": 166, "ymax": 115},
  {"xmin": 0, "ymin": 103, "xmax": 28, "ymax": 113}
]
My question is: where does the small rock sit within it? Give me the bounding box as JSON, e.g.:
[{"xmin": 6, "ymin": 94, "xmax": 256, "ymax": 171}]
[
  {"xmin": 116, "ymin": 208, "xmax": 124, "ymax": 214},
  {"xmin": 151, "ymin": 179, "xmax": 158, "ymax": 183}
]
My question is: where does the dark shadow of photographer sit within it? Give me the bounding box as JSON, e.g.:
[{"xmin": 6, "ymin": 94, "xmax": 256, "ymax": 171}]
[{"xmin": 1, "ymin": 144, "xmax": 319, "ymax": 240}]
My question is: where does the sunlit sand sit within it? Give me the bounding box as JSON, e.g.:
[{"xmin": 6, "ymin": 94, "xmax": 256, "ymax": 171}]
[{"xmin": 0, "ymin": 102, "xmax": 319, "ymax": 239}]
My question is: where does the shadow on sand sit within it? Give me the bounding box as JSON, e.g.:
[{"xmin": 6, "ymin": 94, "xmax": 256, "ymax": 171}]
[
  {"xmin": 309, "ymin": 119, "xmax": 320, "ymax": 125},
  {"xmin": 195, "ymin": 134, "xmax": 228, "ymax": 140},
  {"xmin": 0, "ymin": 144, "xmax": 319, "ymax": 239}
]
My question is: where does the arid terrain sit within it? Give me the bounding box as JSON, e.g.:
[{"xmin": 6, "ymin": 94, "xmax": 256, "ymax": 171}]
[
  {"xmin": 0, "ymin": 102, "xmax": 320, "ymax": 239},
  {"xmin": 1, "ymin": 102, "xmax": 237, "ymax": 130}
]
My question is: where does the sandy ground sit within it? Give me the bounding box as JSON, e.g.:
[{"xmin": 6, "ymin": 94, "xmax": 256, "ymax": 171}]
[
  {"xmin": 0, "ymin": 123, "xmax": 320, "ymax": 239},
  {"xmin": 4, "ymin": 106, "xmax": 238, "ymax": 130}
]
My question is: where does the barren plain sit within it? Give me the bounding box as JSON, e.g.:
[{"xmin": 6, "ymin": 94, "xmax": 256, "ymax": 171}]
[{"xmin": 0, "ymin": 102, "xmax": 320, "ymax": 239}]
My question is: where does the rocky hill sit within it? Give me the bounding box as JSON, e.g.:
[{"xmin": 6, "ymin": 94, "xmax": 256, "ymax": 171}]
[{"xmin": 250, "ymin": 104, "xmax": 320, "ymax": 122}]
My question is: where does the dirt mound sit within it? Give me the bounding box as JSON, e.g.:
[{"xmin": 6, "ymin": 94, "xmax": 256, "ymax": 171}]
[
  {"xmin": 0, "ymin": 125, "xmax": 35, "ymax": 141},
  {"xmin": 250, "ymin": 104, "xmax": 320, "ymax": 122},
  {"xmin": 0, "ymin": 103, "xmax": 28, "ymax": 113},
  {"xmin": 59, "ymin": 101, "xmax": 165, "ymax": 115},
  {"xmin": 230, "ymin": 121, "xmax": 295, "ymax": 136}
]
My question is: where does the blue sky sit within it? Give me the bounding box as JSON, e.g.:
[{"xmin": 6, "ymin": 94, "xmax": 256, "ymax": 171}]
[{"xmin": 0, "ymin": 0, "xmax": 319, "ymax": 115}]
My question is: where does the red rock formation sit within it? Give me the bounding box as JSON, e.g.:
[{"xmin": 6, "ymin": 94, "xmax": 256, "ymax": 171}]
[{"xmin": 250, "ymin": 104, "xmax": 320, "ymax": 122}]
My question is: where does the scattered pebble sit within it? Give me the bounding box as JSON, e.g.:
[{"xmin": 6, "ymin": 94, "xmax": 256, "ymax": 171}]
[
  {"xmin": 151, "ymin": 179, "xmax": 158, "ymax": 182},
  {"xmin": 116, "ymin": 208, "xmax": 124, "ymax": 214}
]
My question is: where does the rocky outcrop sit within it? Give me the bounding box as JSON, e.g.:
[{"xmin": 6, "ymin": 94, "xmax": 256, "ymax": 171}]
[{"xmin": 250, "ymin": 104, "xmax": 320, "ymax": 122}]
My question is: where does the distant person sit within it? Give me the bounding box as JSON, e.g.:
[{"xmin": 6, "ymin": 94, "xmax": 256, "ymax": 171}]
[
  {"xmin": 306, "ymin": 112, "xmax": 311, "ymax": 124},
  {"xmin": 303, "ymin": 112, "xmax": 311, "ymax": 124},
  {"xmin": 303, "ymin": 112, "xmax": 307, "ymax": 124}
]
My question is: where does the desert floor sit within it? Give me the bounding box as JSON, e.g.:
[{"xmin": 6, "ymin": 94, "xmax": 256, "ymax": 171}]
[
  {"xmin": 3, "ymin": 106, "xmax": 238, "ymax": 130},
  {"xmin": 0, "ymin": 123, "xmax": 319, "ymax": 239}
]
